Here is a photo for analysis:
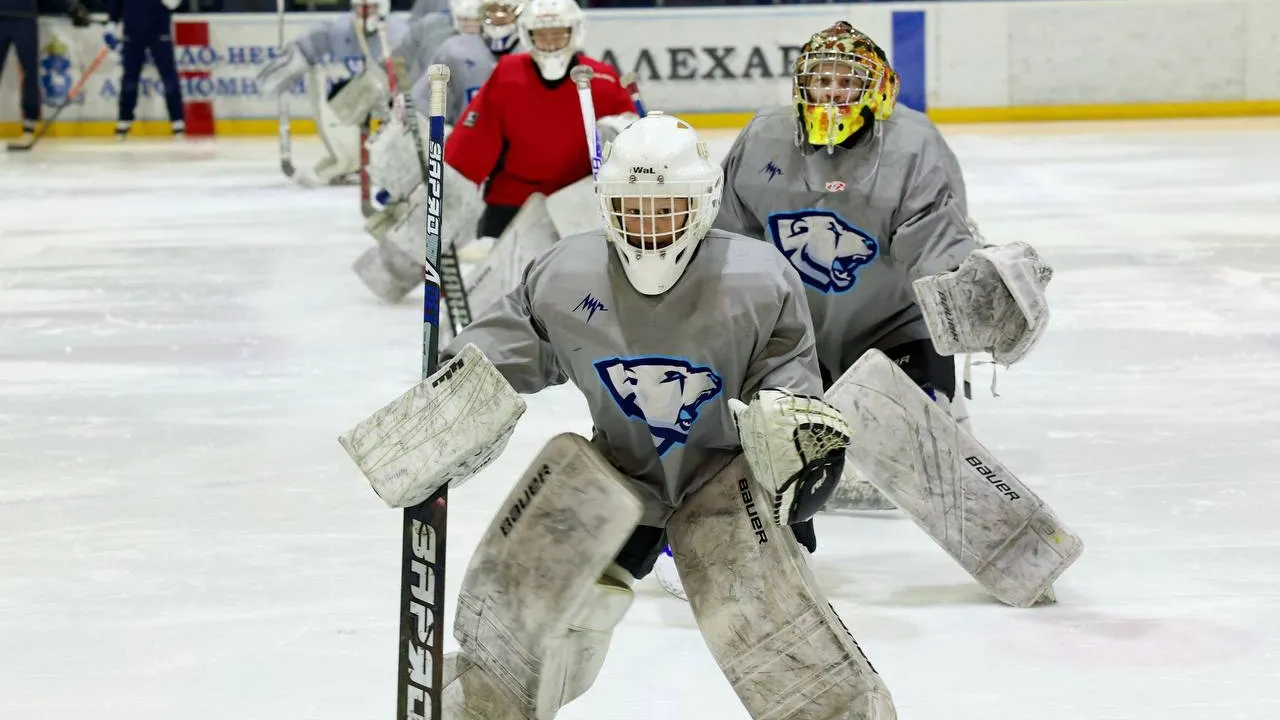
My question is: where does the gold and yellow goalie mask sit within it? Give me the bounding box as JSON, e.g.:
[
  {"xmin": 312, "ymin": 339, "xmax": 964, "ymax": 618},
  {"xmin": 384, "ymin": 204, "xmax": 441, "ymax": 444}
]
[{"xmin": 793, "ymin": 21, "xmax": 899, "ymax": 149}]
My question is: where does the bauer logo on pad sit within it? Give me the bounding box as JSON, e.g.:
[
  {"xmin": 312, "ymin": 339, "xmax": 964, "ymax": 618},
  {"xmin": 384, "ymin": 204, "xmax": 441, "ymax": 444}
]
[
  {"xmin": 767, "ymin": 209, "xmax": 879, "ymax": 294},
  {"xmin": 594, "ymin": 356, "xmax": 723, "ymax": 456}
]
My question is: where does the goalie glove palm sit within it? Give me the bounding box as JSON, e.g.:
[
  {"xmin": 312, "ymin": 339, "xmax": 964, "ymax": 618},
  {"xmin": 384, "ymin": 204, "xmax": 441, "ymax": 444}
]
[{"xmin": 729, "ymin": 389, "xmax": 851, "ymax": 527}]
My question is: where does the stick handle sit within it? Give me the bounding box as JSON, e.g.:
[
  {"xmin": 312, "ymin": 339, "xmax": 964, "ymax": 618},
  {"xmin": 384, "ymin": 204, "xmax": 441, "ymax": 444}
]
[
  {"xmin": 570, "ymin": 65, "xmax": 601, "ymax": 180},
  {"xmin": 620, "ymin": 71, "xmax": 647, "ymax": 116}
]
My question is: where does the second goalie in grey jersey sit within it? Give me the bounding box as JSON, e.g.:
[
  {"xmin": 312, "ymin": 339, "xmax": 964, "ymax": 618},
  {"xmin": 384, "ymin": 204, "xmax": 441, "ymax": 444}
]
[
  {"xmin": 443, "ymin": 112, "xmax": 837, "ymax": 568},
  {"xmin": 714, "ymin": 21, "xmax": 974, "ymax": 394}
]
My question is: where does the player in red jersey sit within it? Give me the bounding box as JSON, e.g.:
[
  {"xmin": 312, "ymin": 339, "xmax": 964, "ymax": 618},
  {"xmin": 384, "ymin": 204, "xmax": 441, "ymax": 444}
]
[{"xmin": 445, "ymin": 0, "xmax": 635, "ymax": 237}]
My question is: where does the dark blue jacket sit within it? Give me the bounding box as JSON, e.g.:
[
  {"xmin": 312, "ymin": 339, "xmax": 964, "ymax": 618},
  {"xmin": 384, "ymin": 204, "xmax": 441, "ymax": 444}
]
[
  {"xmin": 0, "ymin": 0, "xmax": 73, "ymax": 21},
  {"xmin": 107, "ymin": 0, "xmax": 173, "ymax": 34}
]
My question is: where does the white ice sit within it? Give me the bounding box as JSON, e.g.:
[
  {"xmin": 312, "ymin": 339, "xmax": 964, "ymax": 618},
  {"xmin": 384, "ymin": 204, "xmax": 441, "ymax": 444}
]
[{"xmin": 2, "ymin": 119, "xmax": 1279, "ymax": 720}]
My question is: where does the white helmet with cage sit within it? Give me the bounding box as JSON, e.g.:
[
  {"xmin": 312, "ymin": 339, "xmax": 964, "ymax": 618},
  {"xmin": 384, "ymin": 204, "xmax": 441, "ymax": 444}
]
[
  {"xmin": 516, "ymin": 0, "xmax": 583, "ymax": 82},
  {"xmin": 479, "ymin": 0, "xmax": 526, "ymax": 53},
  {"xmin": 450, "ymin": 0, "xmax": 483, "ymax": 34},
  {"xmin": 352, "ymin": 0, "xmax": 390, "ymax": 34},
  {"xmin": 597, "ymin": 112, "xmax": 723, "ymax": 296}
]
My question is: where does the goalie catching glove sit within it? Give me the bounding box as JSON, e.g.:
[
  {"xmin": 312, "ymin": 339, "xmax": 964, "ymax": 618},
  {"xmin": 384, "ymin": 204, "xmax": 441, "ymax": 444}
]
[
  {"xmin": 913, "ymin": 241, "xmax": 1053, "ymax": 366},
  {"xmin": 729, "ymin": 389, "xmax": 851, "ymax": 526}
]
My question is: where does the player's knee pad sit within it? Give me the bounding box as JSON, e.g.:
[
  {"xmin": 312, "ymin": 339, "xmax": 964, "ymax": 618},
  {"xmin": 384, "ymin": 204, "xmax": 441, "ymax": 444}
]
[
  {"xmin": 452, "ymin": 433, "xmax": 643, "ymax": 719},
  {"xmin": 825, "ymin": 349, "xmax": 1083, "ymax": 607},
  {"xmin": 668, "ymin": 455, "xmax": 896, "ymax": 720}
]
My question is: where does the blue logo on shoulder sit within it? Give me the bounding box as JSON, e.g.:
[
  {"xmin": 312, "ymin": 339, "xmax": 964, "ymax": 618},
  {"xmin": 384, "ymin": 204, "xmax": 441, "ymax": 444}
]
[
  {"xmin": 761, "ymin": 161, "xmax": 783, "ymax": 182},
  {"xmin": 767, "ymin": 209, "xmax": 879, "ymax": 294},
  {"xmin": 595, "ymin": 356, "xmax": 724, "ymax": 456}
]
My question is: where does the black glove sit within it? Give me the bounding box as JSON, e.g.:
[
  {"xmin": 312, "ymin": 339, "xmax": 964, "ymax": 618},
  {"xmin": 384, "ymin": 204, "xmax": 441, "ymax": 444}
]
[{"xmin": 67, "ymin": 1, "xmax": 91, "ymax": 26}]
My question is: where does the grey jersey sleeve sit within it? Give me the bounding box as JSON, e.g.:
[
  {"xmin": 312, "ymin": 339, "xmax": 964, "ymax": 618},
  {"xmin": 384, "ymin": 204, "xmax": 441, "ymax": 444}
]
[
  {"xmin": 890, "ymin": 128, "xmax": 976, "ymax": 280},
  {"xmin": 393, "ymin": 14, "xmax": 455, "ymax": 88},
  {"xmin": 444, "ymin": 263, "xmax": 567, "ymax": 394},
  {"xmin": 294, "ymin": 19, "xmax": 344, "ymax": 65},
  {"xmin": 742, "ymin": 261, "xmax": 823, "ymax": 399},
  {"xmin": 712, "ymin": 122, "xmax": 767, "ymax": 240}
]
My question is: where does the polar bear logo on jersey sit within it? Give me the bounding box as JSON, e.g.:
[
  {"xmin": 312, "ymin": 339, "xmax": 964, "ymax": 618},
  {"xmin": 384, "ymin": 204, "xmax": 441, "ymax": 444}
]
[
  {"xmin": 767, "ymin": 209, "xmax": 879, "ymax": 294},
  {"xmin": 595, "ymin": 356, "xmax": 724, "ymax": 456}
]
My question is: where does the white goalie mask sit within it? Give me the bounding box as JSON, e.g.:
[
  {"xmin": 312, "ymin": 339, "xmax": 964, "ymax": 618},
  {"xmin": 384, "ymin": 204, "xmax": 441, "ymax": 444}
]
[
  {"xmin": 450, "ymin": 0, "xmax": 482, "ymax": 34},
  {"xmin": 479, "ymin": 0, "xmax": 525, "ymax": 53},
  {"xmin": 598, "ymin": 112, "xmax": 723, "ymax": 296},
  {"xmin": 352, "ymin": 0, "xmax": 390, "ymax": 34},
  {"xmin": 516, "ymin": 0, "xmax": 583, "ymax": 82}
]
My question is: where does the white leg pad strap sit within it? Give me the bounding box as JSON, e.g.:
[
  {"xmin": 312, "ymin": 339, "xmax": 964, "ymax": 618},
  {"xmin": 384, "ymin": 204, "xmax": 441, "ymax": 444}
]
[
  {"xmin": 452, "ymin": 433, "xmax": 642, "ymax": 719},
  {"xmin": 668, "ymin": 455, "xmax": 896, "ymax": 720},
  {"xmin": 825, "ymin": 349, "xmax": 1083, "ymax": 607},
  {"xmin": 337, "ymin": 343, "xmax": 527, "ymax": 508}
]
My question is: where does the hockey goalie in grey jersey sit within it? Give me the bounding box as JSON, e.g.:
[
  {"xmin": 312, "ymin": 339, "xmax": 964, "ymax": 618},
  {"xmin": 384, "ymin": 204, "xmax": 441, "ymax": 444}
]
[
  {"xmin": 395, "ymin": 0, "xmax": 482, "ymax": 92},
  {"xmin": 256, "ymin": 0, "xmax": 408, "ymax": 187},
  {"xmin": 339, "ymin": 113, "xmax": 896, "ymax": 718},
  {"xmin": 410, "ymin": 0, "xmax": 515, "ymax": 128},
  {"xmin": 712, "ymin": 21, "xmax": 1079, "ymax": 608}
]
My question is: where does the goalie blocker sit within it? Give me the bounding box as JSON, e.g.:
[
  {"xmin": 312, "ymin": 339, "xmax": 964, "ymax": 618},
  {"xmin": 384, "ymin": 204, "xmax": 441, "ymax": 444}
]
[
  {"xmin": 337, "ymin": 343, "xmax": 527, "ymax": 508},
  {"xmin": 825, "ymin": 349, "xmax": 1083, "ymax": 607}
]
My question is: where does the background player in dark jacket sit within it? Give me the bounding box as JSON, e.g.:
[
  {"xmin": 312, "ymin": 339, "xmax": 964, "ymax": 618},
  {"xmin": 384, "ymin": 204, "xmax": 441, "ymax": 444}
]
[
  {"xmin": 105, "ymin": 0, "xmax": 183, "ymax": 137},
  {"xmin": 0, "ymin": 0, "xmax": 89, "ymax": 143}
]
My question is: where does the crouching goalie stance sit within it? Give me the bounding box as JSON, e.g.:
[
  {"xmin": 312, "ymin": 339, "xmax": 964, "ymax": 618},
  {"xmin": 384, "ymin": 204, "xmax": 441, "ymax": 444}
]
[{"xmin": 339, "ymin": 113, "xmax": 898, "ymax": 718}]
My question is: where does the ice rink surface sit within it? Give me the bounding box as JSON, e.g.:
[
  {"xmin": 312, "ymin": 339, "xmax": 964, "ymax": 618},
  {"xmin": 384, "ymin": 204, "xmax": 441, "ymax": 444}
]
[{"xmin": 2, "ymin": 118, "xmax": 1278, "ymax": 720}]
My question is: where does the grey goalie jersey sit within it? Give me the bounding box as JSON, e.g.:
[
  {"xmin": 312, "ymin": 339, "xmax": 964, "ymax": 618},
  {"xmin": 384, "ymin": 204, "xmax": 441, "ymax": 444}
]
[
  {"xmin": 413, "ymin": 33, "xmax": 497, "ymax": 126},
  {"xmin": 294, "ymin": 15, "xmax": 409, "ymax": 73},
  {"xmin": 393, "ymin": 12, "xmax": 458, "ymax": 90},
  {"xmin": 444, "ymin": 230, "xmax": 823, "ymax": 525},
  {"xmin": 714, "ymin": 105, "xmax": 976, "ymax": 381}
]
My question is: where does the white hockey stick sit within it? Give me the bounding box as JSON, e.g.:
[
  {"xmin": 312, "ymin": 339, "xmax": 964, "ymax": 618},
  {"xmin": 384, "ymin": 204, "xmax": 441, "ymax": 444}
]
[
  {"xmin": 569, "ymin": 65, "xmax": 601, "ymax": 180},
  {"xmin": 274, "ymin": 0, "xmax": 294, "ymax": 177}
]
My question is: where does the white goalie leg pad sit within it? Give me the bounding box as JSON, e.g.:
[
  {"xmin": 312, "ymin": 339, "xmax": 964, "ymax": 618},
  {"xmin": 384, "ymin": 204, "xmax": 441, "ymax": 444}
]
[
  {"xmin": 912, "ymin": 242, "xmax": 1053, "ymax": 366},
  {"xmin": 451, "ymin": 433, "xmax": 642, "ymax": 720},
  {"xmin": 825, "ymin": 462, "xmax": 897, "ymax": 513},
  {"xmin": 826, "ymin": 394, "xmax": 967, "ymax": 514},
  {"xmin": 328, "ymin": 67, "xmax": 390, "ymax": 127},
  {"xmin": 543, "ymin": 176, "xmax": 602, "ymax": 240},
  {"xmin": 301, "ymin": 68, "xmax": 360, "ymax": 187},
  {"xmin": 825, "ymin": 349, "xmax": 1083, "ymax": 608},
  {"xmin": 337, "ymin": 343, "xmax": 527, "ymax": 508},
  {"xmin": 464, "ymin": 194, "xmax": 559, "ymax": 317},
  {"xmin": 669, "ymin": 455, "xmax": 895, "ymax": 720},
  {"xmin": 352, "ymin": 245, "xmax": 419, "ymax": 305}
]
